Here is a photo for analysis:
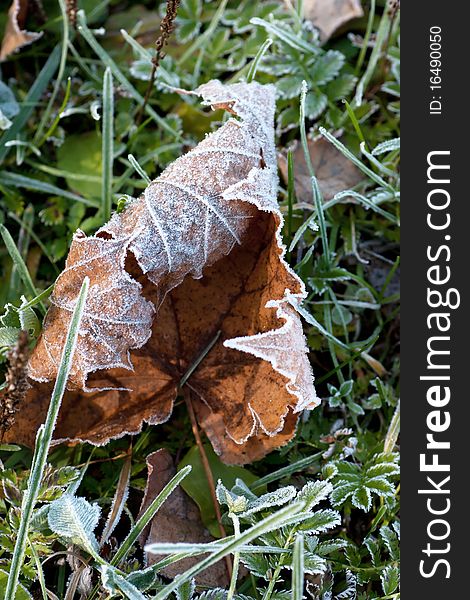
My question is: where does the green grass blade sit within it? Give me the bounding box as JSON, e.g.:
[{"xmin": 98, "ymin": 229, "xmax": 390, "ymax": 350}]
[
  {"xmin": 5, "ymin": 277, "xmax": 90, "ymax": 600},
  {"xmin": 286, "ymin": 150, "xmax": 295, "ymax": 240},
  {"xmin": 250, "ymin": 452, "xmax": 323, "ymax": 492},
  {"xmin": 343, "ymin": 100, "xmax": 367, "ymax": 148},
  {"xmin": 34, "ymin": 0, "xmax": 69, "ymax": 145},
  {"xmin": 251, "ymin": 18, "xmax": 320, "ymax": 57},
  {"xmin": 0, "ymin": 171, "xmax": 98, "ymax": 207},
  {"xmin": 354, "ymin": 0, "xmax": 398, "ymax": 106},
  {"xmin": 246, "ymin": 38, "xmax": 273, "ymax": 83},
  {"xmin": 6, "ymin": 212, "xmax": 60, "ymax": 273},
  {"xmin": 127, "ymin": 154, "xmax": 151, "ymax": 184},
  {"xmin": 110, "ymin": 465, "xmax": 192, "ymax": 568},
  {"xmin": 8, "ymin": 205, "xmax": 34, "ymax": 301},
  {"xmin": 319, "ymin": 127, "xmax": 394, "ymax": 191},
  {"xmin": 292, "ymin": 534, "xmax": 304, "ymax": 600},
  {"xmin": 102, "ymin": 68, "xmax": 114, "ymax": 221},
  {"xmin": 355, "ymin": 0, "xmax": 376, "ymax": 73},
  {"xmin": 0, "ymin": 46, "xmax": 61, "ymax": 163},
  {"xmin": 332, "ymin": 190, "xmax": 399, "ymax": 225},
  {"xmin": 0, "ymin": 224, "xmax": 45, "ymax": 313},
  {"xmin": 36, "ymin": 77, "xmax": 72, "ymax": 149}
]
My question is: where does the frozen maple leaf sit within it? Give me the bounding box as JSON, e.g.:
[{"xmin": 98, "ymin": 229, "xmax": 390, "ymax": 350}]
[
  {"xmin": 1, "ymin": 0, "xmax": 43, "ymax": 62},
  {"xmin": 6, "ymin": 80, "xmax": 318, "ymax": 464}
]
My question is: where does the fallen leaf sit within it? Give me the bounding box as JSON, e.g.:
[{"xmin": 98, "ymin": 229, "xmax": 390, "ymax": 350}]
[
  {"xmin": 5, "ymin": 80, "xmax": 318, "ymax": 464},
  {"xmin": 278, "ymin": 137, "xmax": 363, "ymax": 203},
  {"xmin": 138, "ymin": 449, "xmax": 230, "ymax": 586},
  {"xmin": 0, "ymin": 0, "xmax": 43, "ymax": 62},
  {"xmin": 302, "ymin": 0, "xmax": 364, "ymax": 42}
]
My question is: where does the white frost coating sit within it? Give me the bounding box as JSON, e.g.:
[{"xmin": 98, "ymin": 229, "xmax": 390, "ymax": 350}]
[
  {"xmin": 224, "ymin": 302, "xmax": 319, "ymax": 417},
  {"xmin": 29, "ymin": 79, "xmax": 317, "ymax": 428}
]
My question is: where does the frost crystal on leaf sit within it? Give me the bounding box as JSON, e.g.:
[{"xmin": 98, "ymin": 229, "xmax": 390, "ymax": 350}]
[{"xmin": 15, "ymin": 80, "xmax": 318, "ymax": 464}]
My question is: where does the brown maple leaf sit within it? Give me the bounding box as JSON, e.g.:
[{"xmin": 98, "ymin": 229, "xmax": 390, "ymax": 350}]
[{"xmin": 5, "ymin": 80, "xmax": 318, "ymax": 464}]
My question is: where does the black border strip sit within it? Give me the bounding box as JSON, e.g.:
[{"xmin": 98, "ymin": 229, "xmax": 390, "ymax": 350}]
[{"xmin": 402, "ymin": 2, "xmax": 467, "ymax": 595}]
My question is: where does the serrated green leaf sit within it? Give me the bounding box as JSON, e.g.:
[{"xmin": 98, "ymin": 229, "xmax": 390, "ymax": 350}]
[
  {"xmin": 240, "ymin": 553, "xmax": 271, "ymax": 579},
  {"xmin": 365, "ymin": 476, "xmax": 395, "ymax": 497},
  {"xmin": 101, "ymin": 565, "xmax": 147, "ymax": 599},
  {"xmin": 297, "ymin": 509, "xmax": 341, "ymax": 534},
  {"xmin": 351, "ymin": 487, "xmax": 371, "ymax": 511},
  {"xmin": 310, "ymin": 51, "xmax": 345, "ymax": 85},
  {"xmin": 330, "ymin": 482, "xmax": 357, "ymax": 507},
  {"xmin": 241, "ymin": 486, "xmax": 297, "ymax": 516},
  {"xmin": 304, "ymin": 89, "xmax": 328, "ymax": 119},
  {"xmin": 325, "ymin": 73, "xmax": 357, "ymax": 100},
  {"xmin": 296, "ymin": 480, "xmax": 332, "ymax": 511},
  {"xmin": 380, "ymin": 526, "xmax": 399, "ymax": 561},
  {"xmin": 380, "ymin": 565, "xmax": 399, "ymax": 595},
  {"xmin": 364, "ymin": 536, "xmax": 381, "ymax": 567}
]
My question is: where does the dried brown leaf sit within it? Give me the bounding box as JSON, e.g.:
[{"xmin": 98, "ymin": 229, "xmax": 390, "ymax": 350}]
[
  {"xmin": 5, "ymin": 81, "xmax": 318, "ymax": 464},
  {"xmin": 0, "ymin": 0, "xmax": 42, "ymax": 62},
  {"xmin": 138, "ymin": 449, "xmax": 230, "ymax": 586},
  {"xmin": 279, "ymin": 137, "xmax": 363, "ymax": 203},
  {"xmin": 302, "ymin": 0, "xmax": 363, "ymax": 42}
]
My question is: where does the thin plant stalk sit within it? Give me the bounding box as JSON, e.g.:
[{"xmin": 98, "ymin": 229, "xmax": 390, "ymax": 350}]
[
  {"xmin": 5, "ymin": 277, "xmax": 90, "ymax": 600},
  {"xmin": 227, "ymin": 513, "xmax": 241, "ymax": 600},
  {"xmin": 263, "ymin": 530, "xmax": 296, "ymax": 600},
  {"xmin": 76, "ymin": 10, "xmax": 180, "ymax": 140},
  {"xmin": 136, "ymin": 0, "xmax": 181, "ymax": 124},
  {"xmin": 183, "ymin": 389, "xmax": 232, "ymax": 578},
  {"xmin": 34, "ymin": 0, "xmax": 70, "ymax": 145},
  {"xmin": 355, "ymin": 0, "xmax": 376, "ymax": 74},
  {"xmin": 102, "ymin": 68, "xmax": 114, "ymax": 221}
]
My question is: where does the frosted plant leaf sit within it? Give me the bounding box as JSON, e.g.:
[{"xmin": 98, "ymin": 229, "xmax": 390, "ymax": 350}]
[
  {"xmin": 101, "ymin": 565, "xmax": 147, "ymax": 600},
  {"xmin": 240, "ymin": 486, "xmax": 297, "ymax": 517},
  {"xmin": 48, "ymin": 494, "xmax": 100, "ymax": 556},
  {"xmin": 11, "ymin": 80, "xmax": 318, "ymax": 465},
  {"xmin": 335, "ymin": 570, "xmax": 357, "ymax": 599},
  {"xmin": 297, "ymin": 480, "xmax": 333, "ymax": 511}
]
